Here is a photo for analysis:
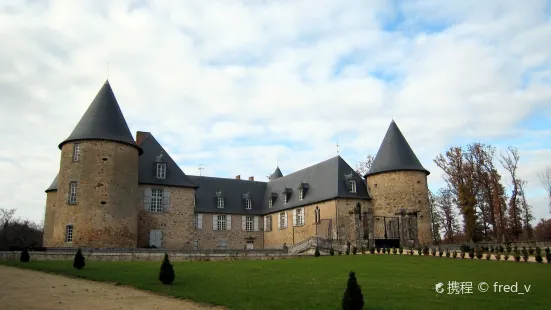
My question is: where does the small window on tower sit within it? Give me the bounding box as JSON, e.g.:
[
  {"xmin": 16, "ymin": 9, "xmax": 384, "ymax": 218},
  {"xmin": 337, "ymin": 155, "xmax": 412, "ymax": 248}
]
[
  {"xmin": 73, "ymin": 143, "xmax": 81, "ymax": 162},
  {"xmin": 156, "ymin": 163, "xmax": 166, "ymax": 179}
]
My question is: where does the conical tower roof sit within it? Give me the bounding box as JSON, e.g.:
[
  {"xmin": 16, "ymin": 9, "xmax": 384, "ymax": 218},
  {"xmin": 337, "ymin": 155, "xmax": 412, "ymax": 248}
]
[
  {"xmin": 58, "ymin": 80, "xmax": 143, "ymax": 155},
  {"xmin": 365, "ymin": 121, "xmax": 429, "ymax": 177},
  {"xmin": 270, "ymin": 166, "xmax": 283, "ymax": 180}
]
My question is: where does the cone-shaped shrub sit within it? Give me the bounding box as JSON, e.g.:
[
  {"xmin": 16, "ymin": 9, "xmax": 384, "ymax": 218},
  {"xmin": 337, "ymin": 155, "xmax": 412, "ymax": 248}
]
[
  {"xmin": 159, "ymin": 253, "xmax": 175, "ymax": 285},
  {"xmin": 315, "ymin": 247, "xmax": 321, "ymax": 257},
  {"xmin": 535, "ymin": 254, "xmax": 543, "ymax": 263},
  {"xmin": 342, "ymin": 271, "xmax": 364, "ymax": 310},
  {"xmin": 352, "ymin": 246, "xmax": 357, "ymax": 255},
  {"xmin": 20, "ymin": 248, "xmax": 30, "ymax": 263},
  {"xmin": 330, "ymin": 247, "xmax": 335, "ymax": 256},
  {"xmin": 73, "ymin": 248, "xmax": 86, "ymax": 270}
]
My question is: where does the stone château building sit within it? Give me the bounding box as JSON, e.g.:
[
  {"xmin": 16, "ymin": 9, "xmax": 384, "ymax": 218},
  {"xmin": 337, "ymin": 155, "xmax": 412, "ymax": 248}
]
[{"xmin": 43, "ymin": 81, "xmax": 432, "ymax": 251}]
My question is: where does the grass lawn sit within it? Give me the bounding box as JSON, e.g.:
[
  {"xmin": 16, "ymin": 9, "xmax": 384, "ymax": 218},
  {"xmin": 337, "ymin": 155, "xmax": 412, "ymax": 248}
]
[{"xmin": 2, "ymin": 255, "xmax": 550, "ymax": 310}]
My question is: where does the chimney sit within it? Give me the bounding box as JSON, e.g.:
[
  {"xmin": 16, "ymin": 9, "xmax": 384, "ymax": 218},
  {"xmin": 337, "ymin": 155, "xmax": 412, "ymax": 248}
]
[
  {"xmin": 235, "ymin": 175, "xmax": 241, "ymax": 180},
  {"xmin": 136, "ymin": 131, "xmax": 151, "ymax": 145},
  {"xmin": 249, "ymin": 176, "xmax": 254, "ymax": 181}
]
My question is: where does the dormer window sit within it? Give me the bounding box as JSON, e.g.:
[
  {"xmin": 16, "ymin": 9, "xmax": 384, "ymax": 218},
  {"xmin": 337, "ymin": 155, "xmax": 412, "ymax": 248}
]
[
  {"xmin": 245, "ymin": 198, "xmax": 252, "ymax": 209},
  {"xmin": 299, "ymin": 189, "xmax": 303, "ymax": 200},
  {"xmin": 217, "ymin": 197, "xmax": 224, "ymax": 208},
  {"xmin": 283, "ymin": 193, "xmax": 288, "ymax": 204},
  {"xmin": 156, "ymin": 163, "xmax": 166, "ymax": 179},
  {"xmin": 349, "ymin": 180, "xmax": 357, "ymax": 193},
  {"xmin": 268, "ymin": 198, "xmax": 273, "ymax": 208},
  {"xmin": 73, "ymin": 143, "xmax": 81, "ymax": 162}
]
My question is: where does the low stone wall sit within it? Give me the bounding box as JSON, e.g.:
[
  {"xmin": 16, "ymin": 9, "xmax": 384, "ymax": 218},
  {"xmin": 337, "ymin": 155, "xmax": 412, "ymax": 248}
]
[{"xmin": 0, "ymin": 250, "xmax": 303, "ymax": 262}]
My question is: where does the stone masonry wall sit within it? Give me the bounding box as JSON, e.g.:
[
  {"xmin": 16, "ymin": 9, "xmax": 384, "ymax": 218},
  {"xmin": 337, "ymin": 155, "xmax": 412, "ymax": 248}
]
[
  {"xmin": 335, "ymin": 198, "xmax": 371, "ymax": 246},
  {"xmin": 47, "ymin": 141, "xmax": 140, "ymax": 248},
  {"xmin": 42, "ymin": 192, "xmax": 57, "ymax": 247},
  {"xmin": 193, "ymin": 214, "xmax": 264, "ymax": 250},
  {"xmin": 365, "ymin": 170, "xmax": 431, "ymax": 246},
  {"xmin": 263, "ymin": 199, "xmax": 339, "ymax": 249},
  {"xmin": 138, "ymin": 185, "xmax": 195, "ymax": 249}
]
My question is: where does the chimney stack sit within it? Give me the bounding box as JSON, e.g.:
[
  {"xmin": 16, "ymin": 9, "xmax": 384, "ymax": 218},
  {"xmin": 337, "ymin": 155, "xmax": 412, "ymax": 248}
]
[
  {"xmin": 249, "ymin": 176, "xmax": 254, "ymax": 181},
  {"xmin": 235, "ymin": 175, "xmax": 241, "ymax": 180}
]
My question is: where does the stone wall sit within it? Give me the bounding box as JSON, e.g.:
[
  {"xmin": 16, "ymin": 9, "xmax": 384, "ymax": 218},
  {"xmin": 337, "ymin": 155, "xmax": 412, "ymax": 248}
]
[
  {"xmin": 46, "ymin": 141, "xmax": 140, "ymax": 248},
  {"xmin": 42, "ymin": 192, "xmax": 57, "ymax": 247},
  {"xmin": 138, "ymin": 185, "xmax": 196, "ymax": 249},
  {"xmin": 0, "ymin": 250, "xmax": 296, "ymax": 262},
  {"xmin": 335, "ymin": 198, "xmax": 371, "ymax": 245},
  {"xmin": 194, "ymin": 213, "xmax": 264, "ymax": 250},
  {"xmin": 366, "ymin": 170, "xmax": 431, "ymax": 246},
  {"xmin": 263, "ymin": 199, "xmax": 338, "ymax": 249}
]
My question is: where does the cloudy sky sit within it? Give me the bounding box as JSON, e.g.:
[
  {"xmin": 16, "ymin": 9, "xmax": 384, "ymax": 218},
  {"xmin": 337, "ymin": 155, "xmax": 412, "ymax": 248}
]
[{"xmin": 1, "ymin": 0, "xmax": 550, "ymax": 225}]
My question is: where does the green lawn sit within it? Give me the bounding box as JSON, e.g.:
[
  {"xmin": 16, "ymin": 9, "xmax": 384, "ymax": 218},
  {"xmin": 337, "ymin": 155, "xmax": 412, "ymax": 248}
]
[{"xmin": 2, "ymin": 255, "xmax": 550, "ymax": 310}]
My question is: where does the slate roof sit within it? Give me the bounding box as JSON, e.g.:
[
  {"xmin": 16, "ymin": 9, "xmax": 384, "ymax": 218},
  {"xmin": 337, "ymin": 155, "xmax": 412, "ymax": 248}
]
[
  {"xmin": 270, "ymin": 166, "xmax": 283, "ymax": 179},
  {"xmin": 58, "ymin": 80, "xmax": 143, "ymax": 155},
  {"xmin": 45, "ymin": 174, "xmax": 58, "ymax": 192},
  {"xmin": 137, "ymin": 132, "xmax": 197, "ymax": 188},
  {"xmin": 188, "ymin": 175, "xmax": 267, "ymax": 215},
  {"xmin": 262, "ymin": 156, "xmax": 370, "ymax": 214},
  {"xmin": 366, "ymin": 121, "xmax": 430, "ymax": 177}
]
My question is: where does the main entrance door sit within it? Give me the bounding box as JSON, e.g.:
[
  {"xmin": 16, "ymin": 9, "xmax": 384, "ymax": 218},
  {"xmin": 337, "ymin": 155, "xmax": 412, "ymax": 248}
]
[
  {"xmin": 373, "ymin": 216, "xmax": 400, "ymax": 248},
  {"xmin": 149, "ymin": 230, "xmax": 163, "ymax": 248}
]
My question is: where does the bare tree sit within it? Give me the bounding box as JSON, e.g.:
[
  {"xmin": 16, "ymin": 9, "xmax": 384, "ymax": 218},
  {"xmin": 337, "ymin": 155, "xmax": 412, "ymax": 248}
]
[
  {"xmin": 436, "ymin": 187, "xmax": 460, "ymax": 242},
  {"xmin": 499, "ymin": 146, "xmax": 523, "ymax": 240},
  {"xmin": 538, "ymin": 166, "xmax": 551, "ymax": 213},
  {"xmin": 356, "ymin": 154, "xmax": 375, "ymax": 176},
  {"xmin": 428, "ymin": 190, "xmax": 442, "ymax": 244},
  {"xmin": 518, "ymin": 179, "xmax": 534, "ymax": 240}
]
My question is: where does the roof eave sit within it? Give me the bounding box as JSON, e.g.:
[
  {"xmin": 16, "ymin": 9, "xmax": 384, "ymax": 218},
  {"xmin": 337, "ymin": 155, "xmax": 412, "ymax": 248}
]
[{"xmin": 59, "ymin": 138, "xmax": 144, "ymax": 156}]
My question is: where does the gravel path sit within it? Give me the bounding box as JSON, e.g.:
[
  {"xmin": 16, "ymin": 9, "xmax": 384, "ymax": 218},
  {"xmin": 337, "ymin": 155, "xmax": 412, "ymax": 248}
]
[{"xmin": 0, "ymin": 265, "xmax": 225, "ymax": 310}]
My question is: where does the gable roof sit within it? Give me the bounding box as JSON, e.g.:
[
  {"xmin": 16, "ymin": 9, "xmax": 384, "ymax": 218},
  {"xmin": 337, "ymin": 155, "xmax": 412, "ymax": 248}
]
[
  {"xmin": 270, "ymin": 166, "xmax": 283, "ymax": 179},
  {"xmin": 58, "ymin": 80, "xmax": 143, "ymax": 155},
  {"xmin": 366, "ymin": 121, "xmax": 429, "ymax": 177},
  {"xmin": 45, "ymin": 174, "xmax": 58, "ymax": 192},
  {"xmin": 262, "ymin": 156, "xmax": 370, "ymax": 214},
  {"xmin": 137, "ymin": 131, "xmax": 197, "ymax": 188},
  {"xmin": 189, "ymin": 175, "xmax": 267, "ymax": 215}
]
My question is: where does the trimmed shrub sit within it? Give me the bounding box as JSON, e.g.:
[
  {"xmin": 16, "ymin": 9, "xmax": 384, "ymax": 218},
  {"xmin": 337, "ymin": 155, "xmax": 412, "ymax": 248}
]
[
  {"xmin": 523, "ymin": 250, "xmax": 529, "ymax": 263},
  {"xmin": 20, "ymin": 248, "xmax": 30, "ymax": 263},
  {"xmin": 469, "ymin": 250, "xmax": 475, "ymax": 259},
  {"xmin": 544, "ymin": 247, "xmax": 550, "ymax": 255},
  {"xmin": 528, "ymin": 247, "xmax": 534, "ymax": 255},
  {"xmin": 546, "ymin": 252, "xmax": 550, "ymax": 264},
  {"xmin": 159, "ymin": 253, "xmax": 175, "ymax": 285},
  {"xmin": 73, "ymin": 248, "xmax": 86, "ymax": 270},
  {"xmin": 399, "ymin": 247, "xmax": 403, "ymax": 255},
  {"xmin": 423, "ymin": 246, "xmax": 430, "ymax": 256},
  {"xmin": 352, "ymin": 246, "xmax": 357, "ymax": 255},
  {"xmin": 504, "ymin": 252, "xmax": 510, "ymax": 261},
  {"xmin": 417, "ymin": 246, "xmax": 422, "ymax": 256},
  {"xmin": 485, "ymin": 252, "xmax": 491, "ymax": 260},
  {"xmin": 535, "ymin": 247, "xmax": 541, "ymax": 255},
  {"xmin": 438, "ymin": 249, "xmax": 443, "ymax": 257},
  {"xmin": 453, "ymin": 251, "xmax": 458, "ymax": 259},
  {"xmin": 460, "ymin": 251, "xmax": 466, "ymax": 259},
  {"xmin": 445, "ymin": 249, "xmax": 450, "ymax": 258},
  {"xmin": 392, "ymin": 247, "xmax": 397, "ymax": 255},
  {"xmin": 514, "ymin": 251, "xmax": 521, "ymax": 262},
  {"xmin": 476, "ymin": 249, "xmax": 483, "ymax": 260},
  {"xmin": 376, "ymin": 247, "xmax": 381, "ymax": 254},
  {"xmin": 369, "ymin": 247, "xmax": 375, "ymax": 254},
  {"xmin": 330, "ymin": 247, "xmax": 335, "ymax": 256},
  {"xmin": 342, "ymin": 271, "xmax": 364, "ymax": 310},
  {"xmin": 495, "ymin": 252, "xmax": 501, "ymax": 261},
  {"xmin": 315, "ymin": 247, "xmax": 321, "ymax": 257},
  {"xmin": 535, "ymin": 254, "xmax": 543, "ymax": 263}
]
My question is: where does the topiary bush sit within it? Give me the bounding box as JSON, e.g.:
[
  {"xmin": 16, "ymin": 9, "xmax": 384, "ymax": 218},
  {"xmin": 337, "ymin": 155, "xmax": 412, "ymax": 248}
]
[
  {"xmin": 399, "ymin": 247, "xmax": 403, "ymax": 255},
  {"xmin": 430, "ymin": 248, "xmax": 436, "ymax": 256},
  {"xmin": 315, "ymin": 247, "xmax": 321, "ymax": 257},
  {"xmin": 535, "ymin": 254, "xmax": 543, "ymax": 263},
  {"xmin": 73, "ymin": 248, "xmax": 85, "ymax": 270},
  {"xmin": 346, "ymin": 248, "xmax": 350, "ymax": 255},
  {"xmin": 535, "ymin": 247, "xmax": 542, "ymax": 255},
  {"xmin": 352, "ymin": 246, "xmax": 357, "ymax": 255},
  {"xmin": 495, "ymin": 252, "xmax": 501, "ymax": 261},
  {"xmin": 369, "ymin": 247, "xmax": 375, "ymax": 254},
  {"xmin": 330, "ymin": 247, "xmax": 335, "ymax": 256},
  {"xmin": 476, "ymin": 249, "xmax": 483, "ymax": 260},
  {"xmin": 514, "ymin": 251, "xmax": 521, "ymax": 262},
  {"xmin": 423, "ymin": 246, "xmax": 430, "ymax": 256},
  {"xmin": 342, "ymin": 271, "xmax": 364, "ymax": 310},
  {"xmin": 460, "ymin": 251, "xmax": 466, "ymax": 259},
  {"xmin": 392, "ymin": 247, "xmax": 397, "ymax": 255},
  {"xmin": 469, "ymin": 250, "xmax": 475, "ymax": 259},
  {"xmin": 485, "ymin": 252, "xmax": 491, "ymax": 260},
  {"xmin": 19, "ymin": 248, "xmax": 30, "ymax": 263},
  {"xmin": 376, "ymin": 247, "xmax": 381, "ymax": 254},
  {"xmin": 544, "ymin": 247, "xmax": 550, "ymax": 255},
  {"xmin": 453, "ymin": 250, "xmax": 457, "ymax": 259},
  {"xmin": 445, "ymin": 249, "xmax": 450, "ymax": 258},
  {"xmin": 417, "ymin": 246, "xmax": 422, "ymax": 256},
  {"xmin": 159, "ymin": 253, "xmax": 175, "ymax": 285},
  {"xmin": 546, "ymin": 252, "xmax": 551, "ymax": 264},
  {"xmin": 504, "ymin": 252, "xmax": 510, "ymax": 261},
  {"xmin": 522, "ymin": 250, "xmax": 529, "ymax": 262}
]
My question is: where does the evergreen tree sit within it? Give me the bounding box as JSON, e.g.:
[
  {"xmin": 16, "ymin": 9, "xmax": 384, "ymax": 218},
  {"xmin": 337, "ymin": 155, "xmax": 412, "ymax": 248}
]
[
  {"xmin": 73, "ymin": 248, "xmax": 86, "ymax": 270},
  {"xmin": 20, "ymin": 248, "xmax": 30, "ymax": 263},
  {"xmin": 159, "ymin": 253, "xmax": 175, "ymax": 285},
  {"xmin": 315, "ymin": 247, "xmax": 321, "ymax": 257},
  {"xmin": 342, "ymin": 271, "xmax": 364, "ymax": 310}
]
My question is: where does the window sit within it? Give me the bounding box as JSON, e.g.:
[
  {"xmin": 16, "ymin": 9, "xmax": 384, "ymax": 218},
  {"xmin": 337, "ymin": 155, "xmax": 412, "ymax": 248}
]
[
  {"xmin": 194, "ymin": 214, "xmax": 200, "ymax": 229},
  {"xmin": 246, "ymin": 240, "xmax": 254, "ymax": 249},
  {"xmin": 151, "ymin": 189, "xmax": 164, "ymax": 212},
  {"xmin": 299, "ymin": 189, "xmax": 303, "ymax": 200},
  {"xmin": 265, "ymin": 215, "xmax": 272, "ymax": 231},
  {"xmin": 193, "ymin": 240, "xmax": 199, "ymax": 250},
  {"xmin": 245, "ymin": 198, "xmax": 252, "ymax": 210},
  {"xmin": 315, "ymin": 206, "xmax": 321, "ymax": 224},
  {"xmin": 217, "ymin": 240, "xmax": 227, "ymax": 249},
  {"xmin": 65, "ymin": 225, "xmax": 73, "ymax": 242},
  {"xmin": 217, "ymin": 215, "xmax": 227, "ymax": 231},
  {"xmin": 349, "ymin": 180, "xmax": 357, "ymax": 193},
  {"xmin": 296, "ymin": 208, "xmax": 305, "ymax": 226},
  {"xmin": 245, "ymin": 216, "xmax": 254, "ymax": 232},
  {"xmin": 73, "ymin": 143, "xmax": 80, "ymax": 162},
  {"xmin": 279, "ymin": 212, "xmax": 287, "ymax": 229},
  {"xmin": 156, "ymin": 163, "xmax": 166, "ymax": 179},
  {"xmin": 268, "ymin": 198, "xmax": 273, "ymax": 208},
  {"xmin": 68, "ymin": 182, "xmax": 78, "ymax": 204},
  {"xmin": 217, "ymin": 197, "xmax": 224, "ymax": 208},
  {"xmin": 283, "ymin": 193, "xmax": 288, "ymax": 204}
]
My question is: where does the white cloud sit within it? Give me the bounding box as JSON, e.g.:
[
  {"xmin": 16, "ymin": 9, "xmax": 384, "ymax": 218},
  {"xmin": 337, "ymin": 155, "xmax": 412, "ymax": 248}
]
[{"xmin": 0, "ymin": 0, "xmax": 550, "ymax": 224}]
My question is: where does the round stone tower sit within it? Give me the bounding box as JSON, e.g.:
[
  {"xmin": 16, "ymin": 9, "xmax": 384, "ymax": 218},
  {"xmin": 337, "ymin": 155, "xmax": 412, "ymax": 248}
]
[
  {"xmin": 365, "ymin": 121, "xmax": 432, "ymax": 247},
  {"xmin": 45, "ymin": 80, "xmax": 143, "ymax": 248}
]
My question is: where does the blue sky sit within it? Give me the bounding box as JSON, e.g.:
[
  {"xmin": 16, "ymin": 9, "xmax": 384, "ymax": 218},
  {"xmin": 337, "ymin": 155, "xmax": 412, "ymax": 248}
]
[{"xmin": 0, "ymin": 0, "xmax": 550, "ymax": 225}]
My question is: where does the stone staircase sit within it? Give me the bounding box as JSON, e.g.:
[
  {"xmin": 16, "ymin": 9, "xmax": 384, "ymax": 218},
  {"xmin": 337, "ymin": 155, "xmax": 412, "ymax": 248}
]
[{"xmin": 288, "ymin": 237, "xmax": 344, "ymax": 254}]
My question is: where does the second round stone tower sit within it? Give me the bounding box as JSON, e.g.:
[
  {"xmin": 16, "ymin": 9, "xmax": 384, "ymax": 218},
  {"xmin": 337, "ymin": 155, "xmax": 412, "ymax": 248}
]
[
  {"xmin": 49, "ymin": 80, "xmax": 143, "ymax": 248},
  {"xmin": 365, "ymin": 121, "xmax": 432, "ymax": 247}
]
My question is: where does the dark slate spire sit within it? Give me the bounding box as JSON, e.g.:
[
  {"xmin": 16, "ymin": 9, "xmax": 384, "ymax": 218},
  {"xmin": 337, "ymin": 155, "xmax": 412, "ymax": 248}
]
[
  {"xmin": 58, "ymin": 80, "xmax": 143, "ymax": 155},
  {"xmin": 366, "ymin": 121, "xmax": 429, "ymax": 177},
  {"xmin": 270, "ymin": 166, "xmax": 283, "ymax": 180}
]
